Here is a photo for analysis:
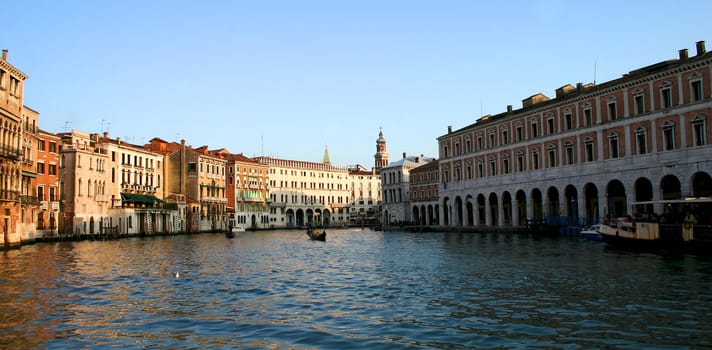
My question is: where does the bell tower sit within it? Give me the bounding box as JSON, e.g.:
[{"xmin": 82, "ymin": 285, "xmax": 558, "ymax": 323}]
[{"xmin": 374, "ymin": 128, "xmax": 389, "ymax": 169}]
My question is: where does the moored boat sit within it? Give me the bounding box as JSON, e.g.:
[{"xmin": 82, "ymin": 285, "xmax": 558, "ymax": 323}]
[
  {"xmin": 597, "ymin": 198, "xmax": 712, "ymax": 253},
  {"xmin": 581, "ymin": 224, "xmax": 603, "ymax": 242}
]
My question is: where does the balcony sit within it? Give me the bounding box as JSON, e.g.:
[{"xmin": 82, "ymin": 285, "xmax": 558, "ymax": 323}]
[
  {"xmin": 20, "ymin": 195, "xmax": 41, "ymax": 206},
  {"xmin": 0, "ymin": 145, "xmax": 21, "ymax": 161}
]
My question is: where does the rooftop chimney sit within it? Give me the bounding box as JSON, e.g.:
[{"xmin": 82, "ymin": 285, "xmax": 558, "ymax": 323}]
[
  {"xmin": 507, "ymin": 105, "xmax": 512, "ymax": 113},
  {"xmin": 679, "ymin": 48, "xmax": 688, "ymax": 61},
  {"xmin": 1, "ymin": 50, "xmax": 7, "ymax": 60},
  {"xmin": 448, "ymin": 126, "xmax": 452, "ymax": 133},
  {"xmin": 402, "ymin": 152, "xmax": 407, "ymax": 159},
  {"xmin": 696, "ymin": 41, "xmax": 706, "ymax": 56}
]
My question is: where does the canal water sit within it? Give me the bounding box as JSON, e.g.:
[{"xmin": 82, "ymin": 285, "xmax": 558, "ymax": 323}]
[{"xmin": 1, "ymin": 229, "xmax": 711, "ymax": 349}]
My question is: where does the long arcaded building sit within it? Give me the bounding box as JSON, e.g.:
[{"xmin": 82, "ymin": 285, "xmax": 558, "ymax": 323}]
[{"xmin": 437, "ymin": 41, "xmax": 712, "ymax": 228}]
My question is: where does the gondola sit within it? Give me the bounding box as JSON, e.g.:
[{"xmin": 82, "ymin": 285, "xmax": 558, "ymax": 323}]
[{"xmin": 306, "ymin": 228, "xmax": 326, "ymax": 241}]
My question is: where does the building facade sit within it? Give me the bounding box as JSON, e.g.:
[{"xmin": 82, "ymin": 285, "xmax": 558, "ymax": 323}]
[
  {"xmin": 150, "ymin": 139, "xmax": 227, "ymax": 232},
  {"xmin": 58, "ymin": 130, "xmax": 111, "ymax": 236},
  {"xmin": 0, "ymin": 50, "xmax": 25, "ymax": 246},
  {"xmin": 260, "ymin": 156, "xmax": 351, "ymax": 228},
  {"xmin": 36, "ymin": 129, "xmax": 60, "ymax": 237},
  {"xmin": 222, "ymin": 152, "xmax": 269, "ymax": 229},
  {"xmin": 347, "ymin": 165, "xmax": 382, "ymax": 225},
  {"xmin": 437, "ymin": 41, "xmax": 712, "ymax": 228},
  {"xmin": 381, "ymin": 153, "xmax": 435, "ymax": 226},
  {"xmin": 409, "ymin": 159, "xmax": 440, "ymax": 226},
  {"xmin": 18, "ymin": 106, "xmax": 41, "ymax": 241}
]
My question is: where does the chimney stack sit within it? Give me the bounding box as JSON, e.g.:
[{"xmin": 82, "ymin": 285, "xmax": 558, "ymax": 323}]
[
  {"xmin": 402, "ymin": 152, "xmax": 406, "ymax": 159},
  {"xmin": 1, "ymin": 50, "xmax": 7, "ymax": 60},
  {"xmin": 696, "ymin": 41, "xmax": 706, "ymax": 56},
  {"xmin": 448, "ymin": 125, "xmax": 452, "ymax": 133},
  {"xmin": 679, "ymin": 48, "xmax": 688, "ymax": 61},
  {"xmin": 507, "ymin": 105, "xmax": 513, "ymax": 113}
]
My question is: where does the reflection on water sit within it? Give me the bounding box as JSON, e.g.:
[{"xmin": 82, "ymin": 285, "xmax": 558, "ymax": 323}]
[{"xmin": 1, "ymin": 229, "xmax": 712, "ymax": 348}]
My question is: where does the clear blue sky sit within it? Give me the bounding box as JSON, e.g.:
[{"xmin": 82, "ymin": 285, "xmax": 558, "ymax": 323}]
[{"xmin": 4, "ymin": 0, "xmax": 711, "ymax": 166}]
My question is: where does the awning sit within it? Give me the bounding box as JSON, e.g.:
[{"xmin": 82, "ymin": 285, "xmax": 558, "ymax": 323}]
[
  {"xmin": 121, "ymin": 193, "xmax": 163, "ymax": 205},
  {"xmin": 21, "ymin": 171, "xmax": 38, "ymax": 178}
]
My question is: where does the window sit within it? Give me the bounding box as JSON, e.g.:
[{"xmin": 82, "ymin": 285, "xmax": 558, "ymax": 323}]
[
  {"xmin": 466, "ymin": 165, "xmax": 472, "ymax": 179},
  {"xmin": 49, "ymin": 164, "xmax": 57, "ymax": 176},
  {"xmin": 49, "ymin": 142, "xmax": 57, "ymax": 153},
  {"xmin": 662, "ymin": 121, "xmax": 675, "ymax": 150},
  {"xmin": 531, "ymin": 121, "xmax": 539, "ymax": 138},
  {"xmin": 565, "ymin": 143, "xmax": 574, "ymax": 165},
  {"xmin": 661, "ymin": 84, "xmax": 672, "ymax": 108},
  {"xmin": 502, "ymin": 130, "xmax": 509, "ymax": 145},
  {"xmin": 443, "ymin": 145, "xmax": 448, "ymax": 158},
  {"xmin": 477, "ymin": 162, "xmax": 484, "ymax": 178},
  {"xmin": 37, "ymin": 186, "xmax": 44, "ymax": 201},
  {"xmin": 37, "ymin": 162, "xmax": 45, "ymax": 174},
  {"xmin": 635, "ymin": 127, "xmax": 648, "ymax": 155},
  {"xmin": 565, "ymin": 113, "xmax": 572, "ymax": 130},
  {"xmin": 547, "ymin": 145, "xmax": 557, "ymax": 167},
  {"xmin": 691, "ymin": 80, "xmax": 703, "ymax": 102},
  {"xmin": 455, "ymin": 142, "xmax": 460, "ymax": 156},
  {"xmin": 608, "ymin": 133, "xmax": 619, "ymax": 158},
  {"xmin": 516, "ymin": 125, "xmax": 523, "ymax": 141},
  {"xmin": 547, "ymin": 118, "xmax": 555, "ymax": 134},
  {"xmin": 517, "ymin": 152, "xmax": 524, "ymax": 172},
  {"xmin": 489, "ymin": 133, "xmax": 495, "ymax": 148},
  {"xmin": 489, "ymin": 158, "xmax": 497, "ymax": 176},
  {"xmin": 503, "ymin": 157, "xmax": 510, "ymax": 174},
  {"xmin": 585, "ymin": 138, "xmax": 594, "ymax": 162},
  {"xmin": 634, "ymin": 94, "xmax": 645, "ymax": 115},
  {"xmin": 692, "ymin": 116, "xmax": 707, "ymax": 146},
  {"xmin": 477, "ymin": 136, "xmax": 483, "ymax": 150},
  {"xmin": 608, "ymin": 101, "xmax": 617, "ymax": 121},
  {"xmin": 38, "ymin": 140, "xmax": 45, "ymax": 151},
  {"xmin": 532, "ymin": 151, "xmax": 540, "ymax": 170},
  {"xmin": 465, "ymin": 139, "xmax": 472, "ymax": 153},
  {"xmin": 584, "ymin": 108, "xmax": 593, "ymax": 126}
]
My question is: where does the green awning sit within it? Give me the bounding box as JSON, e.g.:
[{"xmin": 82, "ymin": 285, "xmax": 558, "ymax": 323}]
[{"xmin": 121, "ymin": 193, "xmax": 163, "ymax": 204}]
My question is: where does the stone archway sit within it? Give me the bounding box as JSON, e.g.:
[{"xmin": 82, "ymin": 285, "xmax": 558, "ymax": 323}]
[
  {"xmin": 488, "ymin": 192, "xmax": 499, "ymax": 226},
  {"xmin": 692, "ymin": 172, "xmax": 712, "ymax": 197},
  {"xmin": 516, "ymin": 190, "xmax": 527, "ymax": 226},
  {"xmin": 606, "ymin": 179, "xmax": 627, "ymax": 218},
  {"xmin": 634, "ymin": 177, "xmax": 654, "ymax": 215}
]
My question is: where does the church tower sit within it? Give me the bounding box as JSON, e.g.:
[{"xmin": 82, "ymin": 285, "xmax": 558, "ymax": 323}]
[{"xmin": 374, "ymin": 128, "xmax": 389, "ymax": 169}]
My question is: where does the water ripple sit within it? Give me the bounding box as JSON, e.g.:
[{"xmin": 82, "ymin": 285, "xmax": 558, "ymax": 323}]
[{"xmin": 1, "ymin": 230, "xmax": 712, "ymax": 348}]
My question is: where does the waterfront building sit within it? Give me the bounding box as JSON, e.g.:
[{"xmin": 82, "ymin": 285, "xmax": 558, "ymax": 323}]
[
  {"xmin": 58, "ymin": 130, "xmax": 111, "ymax": 236},
  {"xmin": 147, "ymin": 139, "xmax": 227, "ymax": 232},
  {"xmin": 381, "ymin": 152, "xmax": 435, "ymax": 226},
  {"xmin": 36, "ymin": 129, "xmax": 61, "ymax": 238},
  {"xmin": 259, "ymin": 153, "xmax": 351, "ymax": 228},
  {"xmin": 219, "ymin": 151, "xmax": 269, "ymax": 229},
  {"xmin": 409, "ymin": 159, "xmax": 440, "ymax": 226},
  {"xmin": 18, "ymin": 106, "xmax": 41, "ymax": 241},
  {"xmin": 99, "ymin": 132, "xmax": 177, "ymax": 235},
  {"xmin": 347, "ymin": 164, "xmax": 382, "ymax": 225},
  {"xmin": 437, "ymin": 41, "xmax": 712, "ymax": 228},
  {"xmin": 0, "ymin": 50, "xmax": 25, "ymax": 246}
]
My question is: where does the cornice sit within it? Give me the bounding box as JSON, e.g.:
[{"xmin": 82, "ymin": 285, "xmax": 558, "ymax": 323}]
[{"xmin": 0, "ymin": 60, "xmax": 27, "ymax": 80}]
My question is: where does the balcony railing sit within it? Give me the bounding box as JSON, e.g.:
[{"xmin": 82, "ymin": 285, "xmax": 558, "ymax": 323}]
[
  {"xmin": 20, "ymin": 195, "xmax": 41, "ymax": 206},
  {"xmin": 0, "ymin": 145, "xmax": 21, "ymax": 161}
]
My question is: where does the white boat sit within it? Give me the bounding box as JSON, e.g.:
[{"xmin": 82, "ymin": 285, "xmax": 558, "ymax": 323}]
[{"xmin": 580, "ymin": 224, "xmax": 603, "ymax": 241}]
